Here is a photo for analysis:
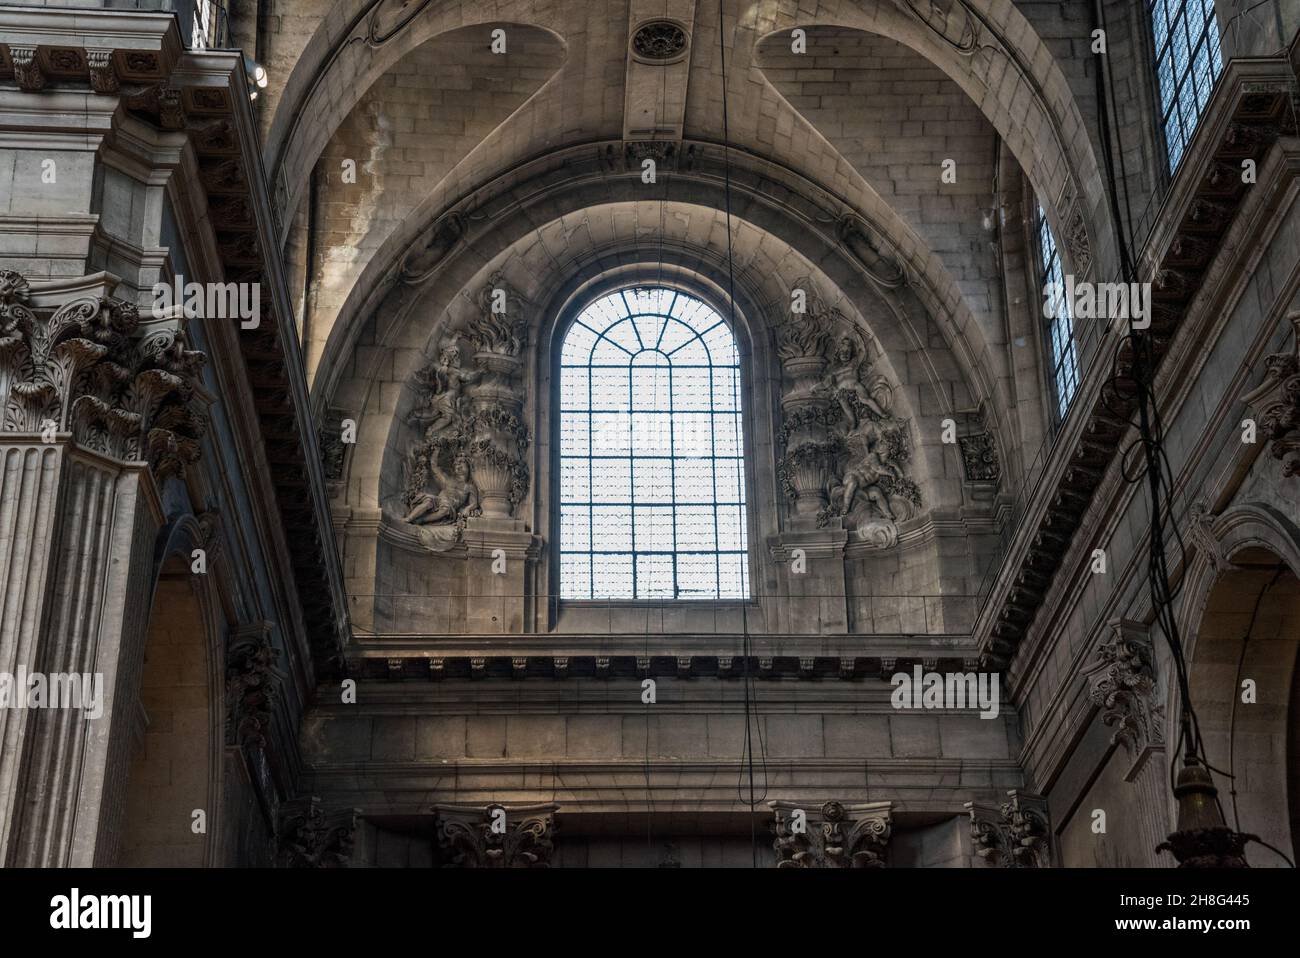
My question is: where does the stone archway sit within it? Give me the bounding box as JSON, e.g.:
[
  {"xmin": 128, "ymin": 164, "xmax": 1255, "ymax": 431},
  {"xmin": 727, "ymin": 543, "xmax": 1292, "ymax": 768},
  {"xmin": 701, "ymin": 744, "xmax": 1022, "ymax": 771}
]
[
  {"xmin": 117, "ymin": 556, "xmax": 223, "ymax": 867},
  {"xmin": 1178, "ymin": 519, "xmax": 1300, "ymax": 867}
]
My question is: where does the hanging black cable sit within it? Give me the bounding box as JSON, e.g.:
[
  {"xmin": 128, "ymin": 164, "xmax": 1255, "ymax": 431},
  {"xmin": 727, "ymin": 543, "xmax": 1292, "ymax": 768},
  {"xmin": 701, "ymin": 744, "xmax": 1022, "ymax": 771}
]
[{"xmin": 715, "ymin": 0, "xmax": 764, "ymax": 867}]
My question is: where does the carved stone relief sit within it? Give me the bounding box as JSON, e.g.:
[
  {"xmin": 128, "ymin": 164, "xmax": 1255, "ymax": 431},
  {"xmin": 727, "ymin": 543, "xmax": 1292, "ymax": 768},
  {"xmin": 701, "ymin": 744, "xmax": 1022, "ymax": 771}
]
[
  {"xmin": 774, "ymin": 278, "xmax": 921, "ymax": 547},
  {"xmin": 396, "ymin": 272, "xmax": 531, "ymax": 552}
]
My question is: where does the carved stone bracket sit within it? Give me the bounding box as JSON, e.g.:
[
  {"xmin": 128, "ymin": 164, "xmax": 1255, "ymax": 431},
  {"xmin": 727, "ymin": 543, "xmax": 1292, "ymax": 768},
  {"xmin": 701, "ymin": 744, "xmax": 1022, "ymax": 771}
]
[
  {"xmin": 965, "ymin": 791, "xmax": 1051, "ymax": 867},
  {"xmin": 433, "ymin": 803, "xmax": 556, "ymax": 868},
  {"xmin": 1242, "ymin": 310, "xmax": 1300, "ymax": 477},
  {"xmin": 277, "ymin": 796, "xmax": 359, "ymax": 868},
  {"xmin": 86, "ymin": 49, "xmax": 119, "ymax": 94},
  {"xmin": 1084, "ymin": 620, "xmax": 1165, "ymax": 778},
  {"xmin": 0, "ymin": 270, "xmax": 207, "ymax": 483},
  {"xmin": 226, "ymin": 621, "xmax": 280, "ymax": 753},
  {"xmin": 9, "ymin": 47, "xmax": 45, "ymax": 92},
  {"xmin": 770, "ymin": 800, "xmax": 892, "ymax": 867}
]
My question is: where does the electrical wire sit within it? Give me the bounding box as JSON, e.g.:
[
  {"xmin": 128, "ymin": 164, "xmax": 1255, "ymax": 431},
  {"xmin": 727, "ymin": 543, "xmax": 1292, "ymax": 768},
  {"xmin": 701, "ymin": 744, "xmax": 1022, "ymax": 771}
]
[{"xmin": 715, "ymin": 0, "xmax": 770, "ymax": 866}]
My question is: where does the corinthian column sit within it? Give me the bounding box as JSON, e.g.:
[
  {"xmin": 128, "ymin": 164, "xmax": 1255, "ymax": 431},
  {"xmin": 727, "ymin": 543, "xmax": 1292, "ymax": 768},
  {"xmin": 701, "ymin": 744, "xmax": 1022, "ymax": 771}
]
[{"xmin": 0, "ymin": 270, "xmax": 206, "ymax": 866}]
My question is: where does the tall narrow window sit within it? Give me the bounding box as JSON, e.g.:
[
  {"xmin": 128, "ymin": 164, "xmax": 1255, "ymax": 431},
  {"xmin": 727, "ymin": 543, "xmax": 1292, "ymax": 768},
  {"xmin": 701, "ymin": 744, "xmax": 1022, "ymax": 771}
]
[
  {"xmin": 1151, "ymin": 0, "xmax": 1224, "ymax": 171},
  {"xmin": 558, "ymin": 287, "xmax": 749, "ymax": 599},
  {"xmin": 1037, "ymin": 203, "xmax": 1080, "ymax": 419}
]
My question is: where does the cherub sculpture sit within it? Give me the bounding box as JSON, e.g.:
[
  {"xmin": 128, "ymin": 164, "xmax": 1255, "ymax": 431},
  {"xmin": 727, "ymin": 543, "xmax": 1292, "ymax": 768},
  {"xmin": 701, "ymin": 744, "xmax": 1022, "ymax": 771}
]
[
  {"xmin": 402, "ymin": 452, "xmax": 480, "ymax": 526},
  {"xmin": 823, "ymin": 335, "xmax": 887, "ymax": 429},
  {"xmin": 835, "ymin": 422, "xmax": 902, "ymax": 520},
  {"xmin": 407, "ymin": 342, "xmax": 479, "ymax": 439}
]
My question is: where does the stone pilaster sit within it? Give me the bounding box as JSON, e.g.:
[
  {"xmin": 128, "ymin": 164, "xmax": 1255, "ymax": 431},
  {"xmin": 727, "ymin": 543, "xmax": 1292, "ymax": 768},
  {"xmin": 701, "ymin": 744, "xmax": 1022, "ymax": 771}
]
[
  {"xmin": 770, "ymin": 800, "xmax": 892, "ymax": 867},
  {"xmin": 1083, "ymin": 619, "xmax": 1169, "ymax": 864},
  {"xmin": 433, "ymin": 803, "xmax": 557, "ymax": 868},
  {"xmin": 0, "ymin": 271, "xmax": 205, "ymax": 866}
]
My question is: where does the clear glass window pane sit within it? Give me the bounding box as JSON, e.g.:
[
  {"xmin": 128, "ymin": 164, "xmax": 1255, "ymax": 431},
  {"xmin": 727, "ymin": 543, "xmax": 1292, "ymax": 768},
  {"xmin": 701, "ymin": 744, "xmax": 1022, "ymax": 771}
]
[
  {"xmin": 1149, "ymin": 0, "xmax": 1222, "ymax": 173},
  {"xmin": 558, "ymin": 287, "xmax": 749, "ymax": 598}
]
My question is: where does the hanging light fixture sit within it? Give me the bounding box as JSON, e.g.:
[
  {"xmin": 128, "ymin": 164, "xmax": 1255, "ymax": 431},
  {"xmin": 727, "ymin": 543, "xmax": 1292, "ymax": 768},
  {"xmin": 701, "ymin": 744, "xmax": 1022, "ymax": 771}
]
[{"xmin": 1157, "ymin": 756, "xmax": 1253, "ymax": 867}]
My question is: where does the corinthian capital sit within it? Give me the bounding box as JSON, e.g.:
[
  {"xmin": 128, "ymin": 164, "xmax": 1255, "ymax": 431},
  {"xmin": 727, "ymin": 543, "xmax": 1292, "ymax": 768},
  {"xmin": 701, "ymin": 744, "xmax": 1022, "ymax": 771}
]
[
  {"xmin": 1243, "ymin": 311, "xmax": 1300, "ymax": 477},
  {"xmin": 433, "ymin": 803, "xmax": 556, "ymax": 868},
  {"xmin": 1084, "ymin": 620, "xmax": 1165, "ymax": 770},
  {"xmin": 770, "ymin": 800, "xmax": 892, "ymax": 867},
  {"xmin": 966, "ymin": 791, "xmax": 1051, "ymax": 868},
  {"xmin": 0, "ymin": 270, "xmax": 208, "ymax": 483}
]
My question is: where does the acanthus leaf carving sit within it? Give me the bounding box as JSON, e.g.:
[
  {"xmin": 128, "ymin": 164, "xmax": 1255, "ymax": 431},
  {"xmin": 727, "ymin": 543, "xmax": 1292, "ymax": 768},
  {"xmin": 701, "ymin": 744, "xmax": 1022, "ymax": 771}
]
[
  {"xmin": 0, "ymin": 271, "xmax": 208, "ymax": 482},
  {"xmin": 965, "ymin": 791, "xmax": 1051, "ymax": 868},
  {"xmin": 771, "ymin": 800, "xmax": 892, "ymax": 868},
  {"xmin": 1242, "ymin": 311, "xmax": 1300, "ymax": 477},
  {"xmin": 433, "ymin": 803, "xmax": 556, "ymax": 868},
  {"xmin": 1084, "ymin": 619, "xmax": 1165, "ymax": 760}
]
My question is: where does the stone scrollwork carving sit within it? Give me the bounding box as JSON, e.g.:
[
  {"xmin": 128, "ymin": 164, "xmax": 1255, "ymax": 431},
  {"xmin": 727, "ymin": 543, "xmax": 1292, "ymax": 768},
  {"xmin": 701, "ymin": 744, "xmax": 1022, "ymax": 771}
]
[
  {"xmin": 965, "ymin": 791, "xmax": 1051, "ymax": 868},
  {"xmin": 398, "ymin": 272, "xmax": 531, "ymax": 551},
  {"xmin": 0, "ymin": 270, "xmax": 207, "ymax": 482},
  {"xmin": 1242, "ymin": 310, "xmax": 1300, "ymax": 478},
  {"xmin": 774, "ymin": 278, "xmax": 920, "ymax": 545},
  {"xmin": 770, "ymin": 800, "xmax": 892, "ymax": 867},
  {"xmin": 1084, "ymin": 620, "xmax": 1165, "ymax": 759},
  {"xmin": 434, "ymin": 803, "xmax": 556, "ymax": 868}
]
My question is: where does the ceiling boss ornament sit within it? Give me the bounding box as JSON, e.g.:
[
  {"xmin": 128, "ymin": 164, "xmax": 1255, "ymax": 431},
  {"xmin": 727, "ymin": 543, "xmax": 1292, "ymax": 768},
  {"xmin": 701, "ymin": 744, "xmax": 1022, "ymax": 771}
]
[{"xmin": 631, "ymin": 20, "xmax": 689, "ymax": 63}]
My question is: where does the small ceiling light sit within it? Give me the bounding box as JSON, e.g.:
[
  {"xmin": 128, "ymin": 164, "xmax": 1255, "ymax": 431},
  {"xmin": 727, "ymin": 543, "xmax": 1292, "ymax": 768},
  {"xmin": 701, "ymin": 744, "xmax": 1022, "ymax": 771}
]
[{"xmin": 243, "ymin": 55, "xmax": 269, "ymax": 93}]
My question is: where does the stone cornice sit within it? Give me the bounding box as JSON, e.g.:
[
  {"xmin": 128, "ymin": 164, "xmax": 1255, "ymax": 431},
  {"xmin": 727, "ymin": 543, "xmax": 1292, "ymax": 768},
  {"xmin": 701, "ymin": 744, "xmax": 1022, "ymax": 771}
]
[
  {"xmin": 301, "ymin": 758, "xmax": 1024, "ymax": 818},
  {"xmin": 975, "ymin": 58, "xmax": 1298, "ymax": 671},
  {"xmin": 342, "ymin": 641, "xmax": 979, "ymax": 682}
]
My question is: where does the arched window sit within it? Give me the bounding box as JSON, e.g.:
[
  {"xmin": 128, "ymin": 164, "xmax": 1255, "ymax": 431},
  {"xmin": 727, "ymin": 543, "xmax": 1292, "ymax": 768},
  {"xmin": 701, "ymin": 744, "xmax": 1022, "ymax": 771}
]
[
  {"xmin": 558, "ymin": 287, "xmax": 749, "ymax": 599},
  {"xmin": 1150, "ymin": 0, "xmax": 1223, "ymax": 171},
  {"xmin": 1036, "ymin": 201, "xmax": 1079, "ymax": 419}
]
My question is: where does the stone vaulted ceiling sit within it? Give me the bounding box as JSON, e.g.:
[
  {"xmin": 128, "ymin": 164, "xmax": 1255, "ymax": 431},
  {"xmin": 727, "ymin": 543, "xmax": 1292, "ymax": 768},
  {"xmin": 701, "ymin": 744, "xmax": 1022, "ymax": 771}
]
[{"xmin": 264, "ymin": 0, "xmax": 1113, "ymax": 479}]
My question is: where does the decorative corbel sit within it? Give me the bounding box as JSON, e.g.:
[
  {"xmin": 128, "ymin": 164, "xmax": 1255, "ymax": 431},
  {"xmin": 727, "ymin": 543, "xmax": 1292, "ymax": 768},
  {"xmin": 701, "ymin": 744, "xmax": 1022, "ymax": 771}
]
[
  {"xmin": 9, "ymin": 47, "xmax": 45, "ymax": 92},
  {"xmin": 86, "ymin": 48, "xmax": 119, "ymax": 94}
]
